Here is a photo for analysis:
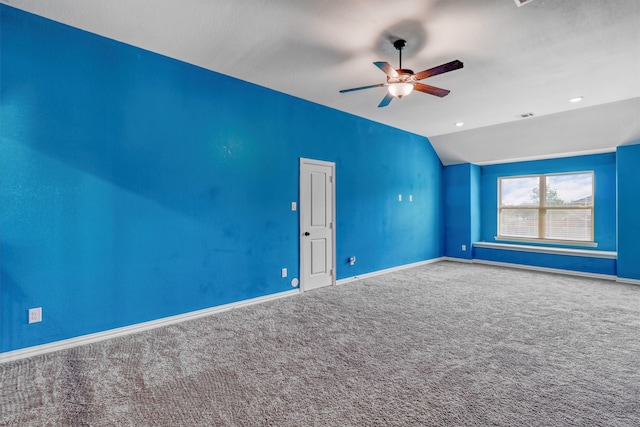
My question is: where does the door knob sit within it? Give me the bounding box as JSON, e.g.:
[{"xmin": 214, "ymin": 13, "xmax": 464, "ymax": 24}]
[{"xmin": 304, "ymin": 232, "xmax": 310, "ymax": 236}]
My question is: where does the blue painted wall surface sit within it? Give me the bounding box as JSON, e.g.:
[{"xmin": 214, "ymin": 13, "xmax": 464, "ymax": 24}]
[
  {"xmin": 480, "ymin": 153, "xmax": 617, "ymax": 250},
  {"xmin": 443, "ymin": 163, "xmax": 480, "ymax": 260},
  {"xmin": 0, "ymin": 6, "xmax": 443, "ymax": 352},
  {"xmin": 473, "ymin": 247, "xmax": 616, "ymax": 275},
  {"xmin": 475, "ymin": 153, "xmax": 617, "ymax": 275},
  {"xmin": 616, "ymin": 143, "xmax": 640, "ymax": 281},
  {"xmin": 470, "ymin": 164, "xmax": 481, "ymax": 244},
  {"xmin": 444, "ymin": 164, "xmax": 472, "ymax": 259}
]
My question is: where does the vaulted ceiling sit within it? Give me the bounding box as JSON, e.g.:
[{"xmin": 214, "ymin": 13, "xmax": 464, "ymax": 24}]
[{"xmin": 4, "ymin": 0, "xmax": 640, "ymax": 165}]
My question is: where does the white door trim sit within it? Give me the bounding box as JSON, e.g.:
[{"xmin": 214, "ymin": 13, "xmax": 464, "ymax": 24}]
[{"xmin": 299, "ymin": 158, "xmax": 336, "ymax": 292}]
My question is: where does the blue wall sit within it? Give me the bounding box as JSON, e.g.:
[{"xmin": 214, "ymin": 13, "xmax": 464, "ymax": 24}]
[
  {"xmin": 477, "ymin": 153, "xmax": 617, "ymax": 275},
  {"xmin": 617, "ymin": 143, "xmax": 640, "ymax": 281},
  {"xmin": 0, "ymin": 6, "xmax": 443, "ymax": 352},
  {"xmin": 470, "ymin": 164, "xmax": 481, "ymax": 245},
  {"xmin": 479, "ymin": 153, "xmax": 617, "ymax": 251},
  {"xmin": 444, "ymin": 154, "xmax": 618, "ymax": 275},
  {"xmin": 472, "ymin": 247, "xmax": 617, "ymax": 275},
  {"xmin": 443, "ymin": 163, "xmax": 480, "ymax": 260}
]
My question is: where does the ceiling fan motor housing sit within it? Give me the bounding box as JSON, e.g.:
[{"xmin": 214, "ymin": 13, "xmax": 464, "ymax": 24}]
[{"xmin": 397, "ymin": 69, "xmax": 414, "ymax": 75}]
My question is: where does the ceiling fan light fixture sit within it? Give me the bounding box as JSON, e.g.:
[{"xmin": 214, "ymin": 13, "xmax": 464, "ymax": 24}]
[{"xmin": 388, "ymin": 82, "xmax": 414, "ymax": 98}]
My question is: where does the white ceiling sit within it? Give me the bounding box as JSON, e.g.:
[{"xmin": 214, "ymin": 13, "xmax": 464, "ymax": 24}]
[{"xmin": 3, "ymin": 0, "xmax": 640, "ymax": 165}]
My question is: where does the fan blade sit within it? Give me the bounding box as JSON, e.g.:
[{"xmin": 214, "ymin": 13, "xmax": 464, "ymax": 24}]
[
  {"xmin": 374, "ymin": 62, "xmax": 399, "ymax": 78},
  {"xmin": 414, "ymin": 83, "xmax": 450, "ymax": 97},
  {"xmin": 378, "ymin": 92, "xmax": 394, "ymax": 108},
  {"xmin": 339, "ymin": 83, "xmax": 385, "ymax": 93},
  {"xmin": 415, "ymin": 60, "xmax": 463, "ymax": 81}
]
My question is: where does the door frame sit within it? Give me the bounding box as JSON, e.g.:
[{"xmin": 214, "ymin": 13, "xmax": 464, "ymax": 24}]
[{"xmin": 299, "ymin": 157, "xmax": 336, "ymax": 292}]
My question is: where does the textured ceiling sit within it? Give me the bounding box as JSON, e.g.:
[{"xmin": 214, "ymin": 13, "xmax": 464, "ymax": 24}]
[{"xmin": 3, "ymin": 0, "xmax": 640, "ymax": 165}]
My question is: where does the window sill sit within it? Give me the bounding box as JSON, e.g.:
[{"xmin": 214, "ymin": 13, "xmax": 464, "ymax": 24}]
[
  {"xmin": 494, "ymin": 236, "xmax": 598, "ymax": 248},
  {"xmin": 475, "ymin": 241, "xmax": 616, "ymax": 259}
]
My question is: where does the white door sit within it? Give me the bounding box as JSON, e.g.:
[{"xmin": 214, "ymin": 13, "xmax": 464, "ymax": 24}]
[{"xmin": 299, "ymin": 158, "xmax": 335, "ymax": 291}]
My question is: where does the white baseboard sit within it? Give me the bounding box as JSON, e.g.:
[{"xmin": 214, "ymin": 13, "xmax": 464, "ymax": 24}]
[
  {"xmin": 617, "ymin": 277, "xmax": 640, "ymax": 286},
  {"xmin": 4, "ymin": 257, "xmax": 635, "ymax": 363},
  {"xmin": 336, "ymin": 257, "xmax": 445, "ymax": 285},
  {"xmin": 441, "ymin": 257, "xmax": 473, "ymax": 264},
  {"xmin": 472, "ymin": 259, "xmax": 617, "ymax": 281},
  {"xmin": 0, "ymin": 289, "xmax": 299, "ymax": 364}
]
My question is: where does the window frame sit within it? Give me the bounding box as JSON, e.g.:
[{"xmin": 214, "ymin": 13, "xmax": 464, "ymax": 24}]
[{"xmin": 497, "ymin": 171, "xmax": 595, "ymax": 246}]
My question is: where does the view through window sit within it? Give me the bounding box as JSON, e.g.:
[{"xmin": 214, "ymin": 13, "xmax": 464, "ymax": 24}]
[{"xmin": 498, "ymin": 172, "xmax": 594, "ymax": 242}]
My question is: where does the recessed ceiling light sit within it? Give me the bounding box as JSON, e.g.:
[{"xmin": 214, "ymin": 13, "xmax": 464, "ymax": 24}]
[
  {"xmin": 569, "ymin": 96, "xmax": 584, "ymax": 103},
  {"xmin": 455, "ymin": 122, "xmax": 464, "ymax": 127}
]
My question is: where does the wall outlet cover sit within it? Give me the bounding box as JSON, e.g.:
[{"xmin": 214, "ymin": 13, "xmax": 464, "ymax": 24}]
[{"xmin": 29, "ymin": 307, "xmax": 42, "ymax": 324}]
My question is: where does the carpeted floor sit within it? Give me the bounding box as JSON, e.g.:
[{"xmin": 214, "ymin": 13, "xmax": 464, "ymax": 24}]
[{"xmin": 1, "ymin": 261, "xmax": 639, "ymax": 426}]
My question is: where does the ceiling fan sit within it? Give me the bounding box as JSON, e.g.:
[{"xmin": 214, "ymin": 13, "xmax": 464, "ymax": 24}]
[{"xmin": 340, "ymin": 39, "xmax": 463, "ymax": 107}]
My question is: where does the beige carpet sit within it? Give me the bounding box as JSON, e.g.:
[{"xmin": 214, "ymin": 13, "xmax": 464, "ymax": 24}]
[{"xmin": 1, "ymin": 262, "xmax": 639, "ymax": 426}]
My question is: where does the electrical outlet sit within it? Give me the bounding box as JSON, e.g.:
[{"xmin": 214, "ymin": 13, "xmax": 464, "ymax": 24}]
[
  {"xmin": 398, "ymin": 194, "xmax": 402, "ymax": 201},
  {"xmin": 462, "ymin": 244, "xmax": 467, "ymax": 251},
  {"xmin": 281, "ymin": 268, "xmax": 287, "ymax": 278},
  {"xmin": 349, "ymin": 256, "xmax": 356, "ymax": 266},
  {"xmin": 29, "ymin": 307, "xmax": 42, "ymax": 324}
]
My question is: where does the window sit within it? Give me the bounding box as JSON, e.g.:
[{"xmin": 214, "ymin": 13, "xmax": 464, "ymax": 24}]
[{"xmin": 498, "ymin": 172, "xmax": 594, "ymax": 244}]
